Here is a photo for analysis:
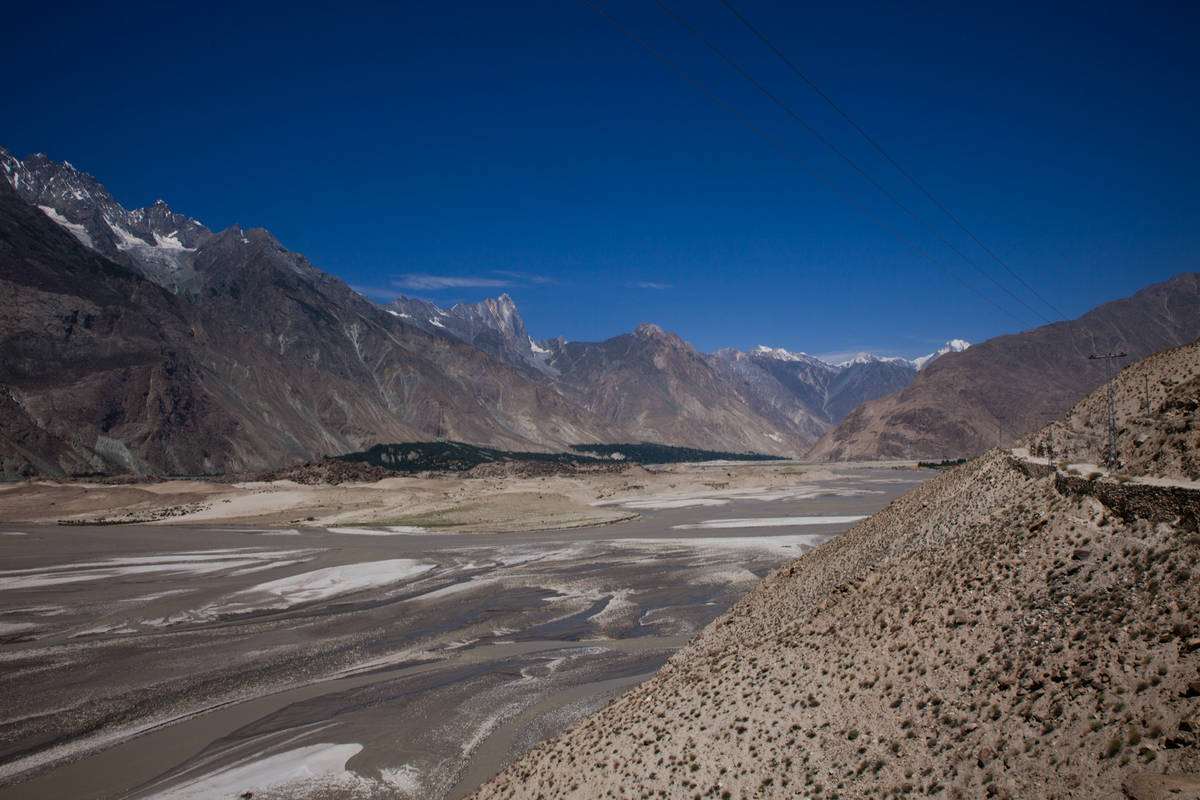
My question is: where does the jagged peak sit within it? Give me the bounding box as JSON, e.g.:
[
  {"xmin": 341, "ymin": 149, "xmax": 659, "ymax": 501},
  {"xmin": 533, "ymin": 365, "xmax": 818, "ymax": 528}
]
[
  {"xmin": 633, "ymin": 322, "xmax": 664, "ymax": 337},
  {"xmin": 750, "ymin": 345, "xmax": 817, "ymax": 363}
]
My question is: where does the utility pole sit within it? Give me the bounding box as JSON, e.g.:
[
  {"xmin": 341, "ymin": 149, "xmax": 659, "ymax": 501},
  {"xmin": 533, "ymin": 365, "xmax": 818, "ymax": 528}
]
[
  {"xmin": 1144, "ymin": 375, "xmax": 1150, "ymax": 412},
  {"xmin": 1088, "ymin": 351, "xmax": 1126, "ymax": 470}
]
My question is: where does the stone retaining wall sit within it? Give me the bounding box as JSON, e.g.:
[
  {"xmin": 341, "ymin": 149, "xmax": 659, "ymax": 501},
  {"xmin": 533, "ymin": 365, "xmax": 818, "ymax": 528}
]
[{"xmin": 1004, "ymin": 453, "xmax": 1200, "ymax": 526}]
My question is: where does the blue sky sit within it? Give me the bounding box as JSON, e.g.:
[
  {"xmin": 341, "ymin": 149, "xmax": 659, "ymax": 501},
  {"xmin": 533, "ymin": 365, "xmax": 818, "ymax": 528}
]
[{"xmin": 2, "ymin": 0, "xmax": 1197, "ymax": 360}]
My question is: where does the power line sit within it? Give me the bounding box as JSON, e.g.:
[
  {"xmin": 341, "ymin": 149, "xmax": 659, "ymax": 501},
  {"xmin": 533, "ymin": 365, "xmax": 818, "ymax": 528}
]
[
  {"xmin": 718, "ymin": 0, "xmax": 1070, "ymax": 321},
  {"xmin": 1088, "ymin": 350, "xmax": 1126, "ymax": 469},
  {"xmin": 653, "ymin": 0, "xmax": 1051, "ymax": 326},
  {"xmin": 577, "ymin": 0, "xmax": 1024, "ymax": 324}
]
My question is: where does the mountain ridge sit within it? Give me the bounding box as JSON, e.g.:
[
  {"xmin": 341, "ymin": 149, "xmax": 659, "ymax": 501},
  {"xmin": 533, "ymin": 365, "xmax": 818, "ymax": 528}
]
[
  {"xmin": 0, "ymin": 147, "xmax": 833, "ymax": 474},
  {"xmin": 5, "ymin": 145, "xmax": 1193, "ymax": 476},
  {"xmin": 810, "ymin": 273, "xmax": 1200, "ymax": 461}
]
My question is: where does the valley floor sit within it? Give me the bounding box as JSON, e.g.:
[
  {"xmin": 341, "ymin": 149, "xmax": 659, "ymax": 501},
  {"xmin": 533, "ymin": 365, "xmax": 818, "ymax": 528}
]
[
  {"xmin": 0, "ymin": 461, "xmax": 930, "ymax": 799},
  {"xmin": 0, "ymin": 459, "xmax": 912, "ymax": 532}
]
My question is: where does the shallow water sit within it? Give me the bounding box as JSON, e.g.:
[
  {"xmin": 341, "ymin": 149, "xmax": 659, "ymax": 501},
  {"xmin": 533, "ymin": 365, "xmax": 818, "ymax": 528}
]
[{"xmin": 0, "ymin": 466, "xmax": 932, "ymax": 799}]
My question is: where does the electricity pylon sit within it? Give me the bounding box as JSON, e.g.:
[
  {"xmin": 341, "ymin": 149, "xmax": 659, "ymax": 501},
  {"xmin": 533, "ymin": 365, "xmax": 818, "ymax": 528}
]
[{"xmin": 1088, "ymin": 351, "xmax": 1126, "ymax": 469}]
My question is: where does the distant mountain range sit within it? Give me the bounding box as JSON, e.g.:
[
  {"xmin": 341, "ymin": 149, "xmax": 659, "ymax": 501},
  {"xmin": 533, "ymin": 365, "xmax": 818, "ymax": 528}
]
[
  {"xmin": 385, "ymin": 290, "xmax": 969, "ymax": 448},
  {"xmin": 0, "ymin": 147, "xmax": 957, "ymax": 476},
  {"xmin": 1, "ymin": 145, "xmax": 1194, "ymax": 476},
  {"xmin": 810, "ymin": 272, "xmax": 1200, "ymax": 461}
]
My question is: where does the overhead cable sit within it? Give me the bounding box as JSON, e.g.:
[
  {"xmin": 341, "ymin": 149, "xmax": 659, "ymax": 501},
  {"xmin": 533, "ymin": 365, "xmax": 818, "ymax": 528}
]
[
  {"xmin": 718, "ymin": 0, "xmax": 1069, "ymax": 320},
  {"xmin": 578, "ymin": 0, "xmax": 1024, "ymax": 324},
  {"xmin": 654, "ymin": 0, "xmax": 1050, "ymax": 325}
]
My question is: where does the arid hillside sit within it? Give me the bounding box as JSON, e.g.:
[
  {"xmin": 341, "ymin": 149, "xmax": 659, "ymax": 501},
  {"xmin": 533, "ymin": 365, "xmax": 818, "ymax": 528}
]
[
  {"xmin": 809, "ymin": 273, "xmax": 1200, "ymax": 462},
  {"xmin": 1025, "ymin": 338, "xmax": 1199, "ymax": 481},
  {"xmin": 474, "ymin": 450, "xmax": 1200, "ymax": 797}
]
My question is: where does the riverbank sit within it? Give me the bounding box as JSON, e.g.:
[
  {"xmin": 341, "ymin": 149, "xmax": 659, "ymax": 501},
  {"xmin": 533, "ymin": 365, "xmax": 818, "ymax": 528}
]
[{"xmin": 0, "ymin": 459, "xmax": 914, "ymax": 532}]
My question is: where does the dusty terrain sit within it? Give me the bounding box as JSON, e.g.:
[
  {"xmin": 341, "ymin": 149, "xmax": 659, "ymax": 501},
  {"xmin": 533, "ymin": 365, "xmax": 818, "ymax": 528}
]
[
  {"xmin": 0, "ymin": 459, "xmax": 885, "ymax": 532},
  {"xmin": 473, "ymin": 447, "xmax": 1200, "ymax": 799},
  {"xmin": 1024, "ymin": 337, "xmax": 1199, "ymax": 481}
]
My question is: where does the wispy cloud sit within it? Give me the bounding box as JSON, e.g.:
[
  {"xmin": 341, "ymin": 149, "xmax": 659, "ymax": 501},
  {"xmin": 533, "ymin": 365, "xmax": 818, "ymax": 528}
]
[
  {"xmin": 393, "ymin": 274, "xmax": 512, "ymax": 290},
  {"xmin": 632, "ymin": 281, "xmax": 672, "ymax": 290},
  {"xmin": 492, "ymin": 269, "xmax": 557, "ymax": 285}
]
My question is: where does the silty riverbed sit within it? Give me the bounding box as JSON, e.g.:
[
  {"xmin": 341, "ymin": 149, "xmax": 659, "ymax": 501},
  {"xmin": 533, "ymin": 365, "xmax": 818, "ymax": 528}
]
[{"xmin": 0, "ymin": 465, "xmax": 933, "ymax": 799}]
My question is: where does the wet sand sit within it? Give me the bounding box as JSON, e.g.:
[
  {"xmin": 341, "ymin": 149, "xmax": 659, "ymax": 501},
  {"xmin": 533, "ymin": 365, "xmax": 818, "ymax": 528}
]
[{"xmin": 0, "ymin": 463, "xmax": 932, "ymax": 799}]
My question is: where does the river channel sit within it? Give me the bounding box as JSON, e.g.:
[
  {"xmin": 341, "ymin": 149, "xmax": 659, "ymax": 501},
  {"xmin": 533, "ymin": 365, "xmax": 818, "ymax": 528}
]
[{"xmin": 0, "ymin": 465, "xmax": 933, "ymax": 799}]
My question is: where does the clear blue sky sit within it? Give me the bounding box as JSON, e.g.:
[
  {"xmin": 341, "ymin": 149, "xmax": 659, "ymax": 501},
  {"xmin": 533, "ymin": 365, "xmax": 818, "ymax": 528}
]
[{"xmin": 2, "ymin": 0, "xmax": 1197, "ymax": 360}]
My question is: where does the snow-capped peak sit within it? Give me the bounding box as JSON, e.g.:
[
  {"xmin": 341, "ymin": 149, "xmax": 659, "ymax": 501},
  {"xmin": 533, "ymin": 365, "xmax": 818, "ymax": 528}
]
[
  {"xmin": 913, "ymin": 339, "xmax": 970, "ymax": 370},
  {"xmin": 833, "ymin": 352, "xmax": 911, "ymax": 367},
  {"xmin": 835, "ymin": 352, "xmax": 880, "ymax": 367},
  {"xmin": 750, "ymin": 345, "xmax": 811, "ymax": 362}
]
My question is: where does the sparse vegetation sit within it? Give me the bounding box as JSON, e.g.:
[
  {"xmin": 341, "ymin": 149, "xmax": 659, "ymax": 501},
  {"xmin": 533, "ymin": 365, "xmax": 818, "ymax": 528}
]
[{"xmin": 474, "ymin": 439, "xmax": 1200, "ymax": 800}]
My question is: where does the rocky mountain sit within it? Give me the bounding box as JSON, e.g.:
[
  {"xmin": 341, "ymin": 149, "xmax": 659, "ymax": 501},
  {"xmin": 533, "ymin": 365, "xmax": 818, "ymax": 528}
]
[
  {"xmin": 912, "ymin": 337, "xmax": 970, "ymax": 369},
  {"xmin": 809, "ymin": 272, "xmax": 1200, "ymax": 461},
  {"xmin": 0, "ymin": 147, "xmax": 827, "ymax": 476},
  {"xmin": 711, "ymin": 347, "xmax": 838, "ymax": 440},
  {"xmin": 540, "ymin": 324, "xmax": 815, "ymax": 455},
  {"xmin": 475, "ymin": 442, "xmax": 1200, "ymax": 797},
  {"xmin": 386, "ymin": 293, "xmax": 556, "ymax": 377},
  {"xmin": 0, "ymin": 149, "xmax": 210, "ymax": 292},
  {"xmin": 712, "ymin": 340, "xmax": 969, "ymax": 439},
  {"xmin": 394, "ymin": 286, "xmax": 976, "ymax": 448},
  {"xmin": 0, "ymin": 154, "xmax": 630, "ymax": 477},
  {"xmin": 7, "ymin": 146, "xmax": 1192, "ymax": 475},
  {"xmin": 379, "ymin": 296, "xmax": 932, "ymax": 454}
]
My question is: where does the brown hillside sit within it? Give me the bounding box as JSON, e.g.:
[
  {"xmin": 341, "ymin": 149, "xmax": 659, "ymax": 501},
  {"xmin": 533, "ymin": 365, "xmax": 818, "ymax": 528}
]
[
  {"xmin": 1024, "ymin": 338, "xmax": 1200, "ymax": 481},
  {"xmin": 809, "ymin": 273, "xmax": 1200, "ymax": 462}
]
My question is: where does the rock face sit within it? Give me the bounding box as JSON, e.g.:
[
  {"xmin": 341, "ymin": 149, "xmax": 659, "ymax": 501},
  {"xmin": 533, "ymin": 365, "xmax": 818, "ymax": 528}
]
[
  {"xmin": 542, "ymin": 324, "xmax": 815, "ymax": 456},
  {"xmin": 0, "ymin": 147, "xmax": 824, "ymax": 475},
  {"xmin": 386, "ymin": 293, "xmax": 557, "ymax": 377},
  {"xmin": 473, "ymin": 444, "xmax": 1200, "ymax": 799},
  {"xmin": 809, "ymin": 273, "xmax": 1200, "ymax": 461},
  {"xmin": 0, "ymin": 170, "xmax": 620, "ymax": 476}
]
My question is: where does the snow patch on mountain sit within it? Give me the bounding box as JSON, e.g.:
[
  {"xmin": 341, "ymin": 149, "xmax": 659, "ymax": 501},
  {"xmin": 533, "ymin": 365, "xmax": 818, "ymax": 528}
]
[
  {"xmin": 385, "ymin": 293, "xmax": 558, "ymax": 376},
  {"xmin": 153, "ymin": 231, "xmax": 194, "ymax": 252},
  {"xmin": 751, "ymin": 345, "xmax": 812, "ymax": 362},
  {"xmin": 111, "ymin": 223, "xmax": 148, "ymax": 250},
  {"xmin": 913, "ymin": 339, "xmax": 970, "ymax": 370},
  {"xmin": 835, "ymin": 352, "xmax": 912, "ymax": 368},
  {"xmin": 38, "ymin": 205, "xmax": 93, "ymax": 248}
]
